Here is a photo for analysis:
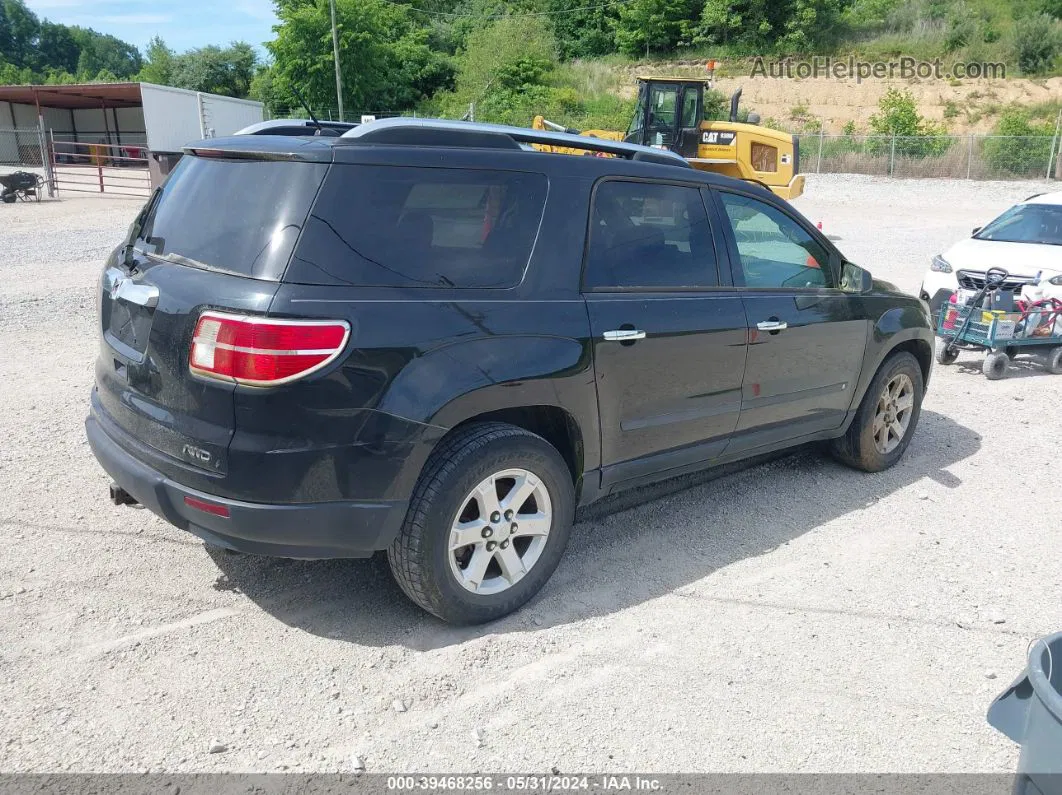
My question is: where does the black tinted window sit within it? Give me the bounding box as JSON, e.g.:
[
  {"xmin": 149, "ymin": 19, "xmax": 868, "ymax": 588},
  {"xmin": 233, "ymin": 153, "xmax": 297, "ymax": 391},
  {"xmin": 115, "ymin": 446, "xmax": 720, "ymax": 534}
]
[
  {"xmin": 136, "ymin": 156, "xmax": 327, "ymax": 281},
  {"xmin": 719, "ymin": 192, "xmax": 832, "ymax": 289},
  {"xmin": 584, "ymin": 180, "xmax": 717, "ymax": 289},
  {"xmin": 288, "ymin": 165, "xmax": 547, "ymax": 288}
]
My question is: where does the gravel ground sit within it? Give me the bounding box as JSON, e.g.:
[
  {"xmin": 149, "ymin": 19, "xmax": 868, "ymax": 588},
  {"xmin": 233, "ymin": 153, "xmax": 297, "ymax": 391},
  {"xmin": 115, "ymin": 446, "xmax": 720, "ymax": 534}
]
[{"xmin": 1, "ymin": 176, "xmax": 1061, "ymax": 775}]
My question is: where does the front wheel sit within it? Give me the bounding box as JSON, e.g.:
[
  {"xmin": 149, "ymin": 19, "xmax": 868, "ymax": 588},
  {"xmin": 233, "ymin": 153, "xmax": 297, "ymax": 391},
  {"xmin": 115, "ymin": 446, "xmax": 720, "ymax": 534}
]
[
  {"xmin": 388, "ymin": 422, "xmax": 575, "ymax": 624},
  {"xmin": 983, "ymin": 351, "xmax": 1009, "ymax": 380},
  {"xmin": 831, "ymin": 351, "xmax": 924, "ymax": 473},
  {"xmin": 935, "ymin": 339, "xmax": 959, "ymax": 366}
]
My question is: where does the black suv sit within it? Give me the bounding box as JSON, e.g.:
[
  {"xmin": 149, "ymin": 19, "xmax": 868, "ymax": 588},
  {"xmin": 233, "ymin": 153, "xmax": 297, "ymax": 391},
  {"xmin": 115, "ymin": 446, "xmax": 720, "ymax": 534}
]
[{"xmin": 87, "ymin": 118, "xmax": 933, "ymax": 624}]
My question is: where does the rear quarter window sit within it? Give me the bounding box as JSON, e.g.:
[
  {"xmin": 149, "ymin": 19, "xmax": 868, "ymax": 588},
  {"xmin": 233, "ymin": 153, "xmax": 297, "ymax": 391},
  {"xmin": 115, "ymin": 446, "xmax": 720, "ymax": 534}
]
[{"xmin": 287, "ymin": 165, "xmax": 548, "ymax": 288}]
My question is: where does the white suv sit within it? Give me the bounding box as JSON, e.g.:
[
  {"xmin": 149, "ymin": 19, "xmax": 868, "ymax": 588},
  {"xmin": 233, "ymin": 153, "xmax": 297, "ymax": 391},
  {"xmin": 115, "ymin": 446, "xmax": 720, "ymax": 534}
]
[{"xmin": 920, "ymin": 191, "xmax": 1062, "ymax": 316}]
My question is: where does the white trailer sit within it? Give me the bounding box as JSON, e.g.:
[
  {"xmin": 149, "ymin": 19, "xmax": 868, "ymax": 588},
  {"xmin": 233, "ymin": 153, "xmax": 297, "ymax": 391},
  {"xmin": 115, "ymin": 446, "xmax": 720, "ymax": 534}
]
[
  {"xmin": 0, "ymin": 82, "xmax": 265, "ymax": 192},
  {"xmin": 138, "ymin": 83, "xmax": 264, "ymax": 153}
]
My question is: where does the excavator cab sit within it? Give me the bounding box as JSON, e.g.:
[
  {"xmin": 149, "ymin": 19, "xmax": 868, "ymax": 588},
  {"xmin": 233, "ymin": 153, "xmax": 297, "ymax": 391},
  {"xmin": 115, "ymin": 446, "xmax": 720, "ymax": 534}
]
[
  {"xmin": 624, "ymin": 78, "xmax": 704, "ymax": 158},
  {"xmin": 530, "ymin": 71, "xmax": 805, "ymax": 199}
]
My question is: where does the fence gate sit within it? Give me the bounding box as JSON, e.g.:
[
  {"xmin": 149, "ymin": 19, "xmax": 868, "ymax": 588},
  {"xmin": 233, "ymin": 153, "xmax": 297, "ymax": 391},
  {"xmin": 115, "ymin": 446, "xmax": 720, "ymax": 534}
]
[{"xmin": 49, "ymin": 137, "xmax": 151, "ymax": 198}]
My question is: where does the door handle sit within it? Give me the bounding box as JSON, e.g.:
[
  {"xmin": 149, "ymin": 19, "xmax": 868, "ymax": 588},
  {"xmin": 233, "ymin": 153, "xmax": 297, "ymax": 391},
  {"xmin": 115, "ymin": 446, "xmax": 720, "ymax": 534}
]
[
  {"xmin": 756, "ymin": 320, "xmax": 788, "ymax": 332},
  {"xmin": 603, "ymin": 329, "xmax": 646, "ymax": 342}
]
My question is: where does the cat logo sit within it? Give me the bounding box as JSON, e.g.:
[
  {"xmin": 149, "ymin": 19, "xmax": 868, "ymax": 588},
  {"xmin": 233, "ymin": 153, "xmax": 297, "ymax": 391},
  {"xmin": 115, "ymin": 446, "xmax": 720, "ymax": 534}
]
[{"xmin": 702, "ymin": 131, "xmax": 737, "ymax": 146}]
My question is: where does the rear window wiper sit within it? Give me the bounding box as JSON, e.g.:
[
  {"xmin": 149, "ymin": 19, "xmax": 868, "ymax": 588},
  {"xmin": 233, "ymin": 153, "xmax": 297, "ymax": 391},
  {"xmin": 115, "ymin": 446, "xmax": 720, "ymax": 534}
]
[{"xmin": 142, "ymin": 250, "xmax": 224, "ymax": 273}]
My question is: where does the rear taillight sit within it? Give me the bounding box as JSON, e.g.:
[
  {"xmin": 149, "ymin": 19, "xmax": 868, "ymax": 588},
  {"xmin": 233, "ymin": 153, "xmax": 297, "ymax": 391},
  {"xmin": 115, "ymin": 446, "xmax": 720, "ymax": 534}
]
[{"xmin": 189, "ymin": 311, "xmax": 349, "ymax": 387}]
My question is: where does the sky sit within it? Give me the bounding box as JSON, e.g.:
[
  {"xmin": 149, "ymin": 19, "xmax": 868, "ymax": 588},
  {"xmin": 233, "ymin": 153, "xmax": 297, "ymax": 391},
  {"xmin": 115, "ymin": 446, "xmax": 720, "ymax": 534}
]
[{"xmin": 24, "ymin": 0, "xmax": 280, "ymax": 53}]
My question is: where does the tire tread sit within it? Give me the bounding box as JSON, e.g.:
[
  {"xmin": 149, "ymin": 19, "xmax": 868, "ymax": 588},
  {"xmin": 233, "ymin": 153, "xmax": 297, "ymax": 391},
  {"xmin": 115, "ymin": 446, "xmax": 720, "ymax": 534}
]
[
  {"xmin": 831, "ymin": 351, "xmax": 924, "ymax": 473},
  {"xmin": 388, "ymin": 422, "xmax": 566, "ymax": 623}
]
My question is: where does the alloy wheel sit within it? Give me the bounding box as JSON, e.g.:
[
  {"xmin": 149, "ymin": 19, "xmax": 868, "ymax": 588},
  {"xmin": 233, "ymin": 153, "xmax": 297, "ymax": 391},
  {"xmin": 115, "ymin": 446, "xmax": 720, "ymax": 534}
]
[
  {"xmin": 447, "ymin": 468, "xmax": 552, "ymax": 595},
  {"xmin": 872, "ymin": 373, "xmax": 914, "ymax": 454}
]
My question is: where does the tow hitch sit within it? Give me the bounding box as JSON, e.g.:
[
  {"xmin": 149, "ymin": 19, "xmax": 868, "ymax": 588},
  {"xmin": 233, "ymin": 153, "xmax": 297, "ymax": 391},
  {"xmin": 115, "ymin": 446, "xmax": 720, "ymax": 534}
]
[{"xmin": 109, "ymin": 483, "xmax": 138, "ymax": 506}]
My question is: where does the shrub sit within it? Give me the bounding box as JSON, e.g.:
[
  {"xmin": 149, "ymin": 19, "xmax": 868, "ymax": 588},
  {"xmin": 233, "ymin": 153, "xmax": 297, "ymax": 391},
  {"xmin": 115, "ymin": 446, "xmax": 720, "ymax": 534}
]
[
  {"xmin": 868, "ymin": 88, "xmax": 950, "ymax": 158},
  {"xmin": 982, "ymin": 108, "xmax": 1055, "ymax": 175},
  {"xmin": 1013, "ymin": 13, "xmax": 1062, "ymax": 75}
]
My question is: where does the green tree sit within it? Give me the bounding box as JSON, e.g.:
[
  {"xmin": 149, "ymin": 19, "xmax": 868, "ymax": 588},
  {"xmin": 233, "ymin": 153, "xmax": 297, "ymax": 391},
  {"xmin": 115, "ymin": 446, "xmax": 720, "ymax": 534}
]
[
  {"xmin": 35, "ymin": 20, "xmax": 78, "ymax": 73},
  {"xmin": 1013, "ymin": 13, "xmax": 1062, "ymax": 75},
  {"xmin": 550, "ymin": 0, "xmax": 617, "ymax": 58},
  {"xmin": 266, "ymin": 0, "xmax": 451, "ymax": 116},
  {"xmin": 698, "ymin": 0, "xmax": 772, "ymax": 46},
  {"xmin": 138, "ymin": 36, "xmax": 176, "ymax": 86},
  {"xmin": 780, "ymin": 0, "xmax": 843, "ymax": 50},
  {"xmin": 614, "ymin": 0, "xmax": 698, "ymax": 57},
  {"xmin": 1, "ymin": 0, "xmax": 39, "ymax": 66},
  {"xmin": 168, "ymin": 43, "xmax": 258, "ymax": 97},
  {"xmin": 697, "ymin": 0, "xmax": 841, "ymax": 50},
  {"xmin": 438, "ymin": 16, "xmax": 559, "ymax": 124},
  {"xmin": 72, "ymin": 28, "xmax": 142, "ymax": 78}
]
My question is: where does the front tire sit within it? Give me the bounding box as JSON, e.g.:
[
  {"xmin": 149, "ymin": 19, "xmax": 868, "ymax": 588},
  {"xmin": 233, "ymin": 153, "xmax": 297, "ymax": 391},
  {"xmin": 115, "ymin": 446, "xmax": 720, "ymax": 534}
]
[
  {"xmin": 831, "ymin": 351, "xmax": 924, "ymax": 473},
  {"xmin": 388, "ymin": 422, "xmax": 575, "ymax": 624},
  {"xmin": 983, "ymin": 351, "xmax": 1008, "ymax": 380},
  {"xmin": 935, "ymin": 339, "xmax": 959, "ymax": 365}
]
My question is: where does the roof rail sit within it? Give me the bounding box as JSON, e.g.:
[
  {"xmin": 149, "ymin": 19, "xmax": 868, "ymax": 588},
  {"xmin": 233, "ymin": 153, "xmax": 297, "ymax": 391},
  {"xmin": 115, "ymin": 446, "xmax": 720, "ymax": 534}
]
[
  {"xmin": 339, "ymin": 117, "xmax": 691, "ymax": 168},
  {"xmin": 235, "ymin": 119, "xmax": 359, "ymax": 137}
]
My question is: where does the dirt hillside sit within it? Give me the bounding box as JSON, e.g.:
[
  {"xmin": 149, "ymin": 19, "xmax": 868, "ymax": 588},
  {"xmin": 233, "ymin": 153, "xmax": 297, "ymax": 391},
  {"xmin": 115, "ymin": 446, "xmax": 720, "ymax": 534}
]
[{"xmin": 612, "ymin": 61, "xmax": 1062, "ymax": 133}]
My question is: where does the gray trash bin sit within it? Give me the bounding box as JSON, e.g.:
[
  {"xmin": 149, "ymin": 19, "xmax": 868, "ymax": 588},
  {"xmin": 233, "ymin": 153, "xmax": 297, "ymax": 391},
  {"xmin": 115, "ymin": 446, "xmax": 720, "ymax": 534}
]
[{"xmin": 988, "ymin": 631, "xmax": 1062, "ymax": 795}]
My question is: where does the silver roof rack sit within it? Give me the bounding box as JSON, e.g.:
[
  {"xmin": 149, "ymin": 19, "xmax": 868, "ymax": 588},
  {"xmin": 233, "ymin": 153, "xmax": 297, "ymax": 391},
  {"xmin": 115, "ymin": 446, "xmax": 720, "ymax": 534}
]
[
  {"xmin": 339, "ymin": 117, "xmax": 691, "ymax": 168},
  {"xmin": 235, "ymin": 119, "xmax": 359, "ymax": 137}
]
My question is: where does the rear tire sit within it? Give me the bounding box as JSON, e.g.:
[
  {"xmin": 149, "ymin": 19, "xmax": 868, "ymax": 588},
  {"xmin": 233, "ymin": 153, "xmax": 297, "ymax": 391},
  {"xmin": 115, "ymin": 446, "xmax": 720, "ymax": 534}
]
[
  {"xmin": 1047, "ymin": 347, "xmax": 1062, "ymax": 375},
  {"xmin": 388, "ymin": 422, "xmax": 575, "ymax": 624},
  {"xmin": 983, "ymin": 351, "xmax": 1008, "ymax": 380},
  {"xmin": 830, "ymin": 351, "xmax": 924, "ymax": 473}
]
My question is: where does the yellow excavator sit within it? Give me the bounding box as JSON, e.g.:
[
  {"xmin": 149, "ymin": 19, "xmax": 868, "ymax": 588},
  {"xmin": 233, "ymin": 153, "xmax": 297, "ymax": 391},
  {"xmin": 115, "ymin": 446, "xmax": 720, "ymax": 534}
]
[{"xmin": 532, "ymin": 74, "xmax": 805, "ymax": 200}]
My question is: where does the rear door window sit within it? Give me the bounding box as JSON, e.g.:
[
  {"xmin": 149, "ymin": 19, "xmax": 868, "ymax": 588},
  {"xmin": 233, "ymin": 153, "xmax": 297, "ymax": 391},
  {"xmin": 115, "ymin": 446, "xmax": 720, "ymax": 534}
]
[
  {"xmin": 135, "ymin": 156, "xmax": 327, "ymax": 281},
  {"xmin": 288, "ymin": 165, "xmax": 548, "ymax": 288},
  {"xmin": 583, "ymin": 180, "xmax": 719, "ymax": 289}
]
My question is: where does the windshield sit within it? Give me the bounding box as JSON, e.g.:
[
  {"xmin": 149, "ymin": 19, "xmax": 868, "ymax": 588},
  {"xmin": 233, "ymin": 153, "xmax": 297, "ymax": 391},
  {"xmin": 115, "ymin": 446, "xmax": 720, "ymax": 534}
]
[
  {"xmin": 624, "ymin": 84, "xmax": 648, "ymax": 144},
  {"xmin": 974, "ymin": 203, "xmax": 1062, "ymax": 246},
  {"xmin": 135, "ymin": 155, "xmax": 328, "ymax": 280}
]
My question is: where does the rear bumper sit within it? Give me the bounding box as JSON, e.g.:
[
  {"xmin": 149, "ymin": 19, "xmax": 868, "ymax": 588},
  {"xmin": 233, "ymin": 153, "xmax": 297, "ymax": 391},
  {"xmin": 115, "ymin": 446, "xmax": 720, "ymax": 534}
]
[{"xmin": 86, "ymin": 412, "xmax": 409, "ymax": 559}]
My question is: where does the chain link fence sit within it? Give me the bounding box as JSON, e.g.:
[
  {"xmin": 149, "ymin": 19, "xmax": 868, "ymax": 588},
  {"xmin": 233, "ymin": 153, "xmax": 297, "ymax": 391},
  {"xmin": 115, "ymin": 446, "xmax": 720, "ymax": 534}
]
[
  {"xmin": 807, "ymin": 134, "xmax": 1062, "ymax": 180},
  {"xmin": 0, "ymin": 128, "xmax": 47, "ymax": 167}
]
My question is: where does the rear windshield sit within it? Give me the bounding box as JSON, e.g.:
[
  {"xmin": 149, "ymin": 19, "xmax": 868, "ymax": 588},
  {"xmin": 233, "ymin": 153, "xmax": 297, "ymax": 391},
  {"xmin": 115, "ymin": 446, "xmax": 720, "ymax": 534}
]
[
  {"xmin": 135, "ymin": 156, "xmax": 327, "ymax": 280},
  {"xmin": 287, "ymin": 164, "xmax": 548, "ymax": 288}
]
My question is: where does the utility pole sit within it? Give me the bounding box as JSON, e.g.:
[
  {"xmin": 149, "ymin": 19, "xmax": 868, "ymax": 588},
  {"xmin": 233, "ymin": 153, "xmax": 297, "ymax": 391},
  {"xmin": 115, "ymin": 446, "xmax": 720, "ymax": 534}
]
[{"xmin": 329, "ymin": 0, "xmax": 344, "ymax": 122}]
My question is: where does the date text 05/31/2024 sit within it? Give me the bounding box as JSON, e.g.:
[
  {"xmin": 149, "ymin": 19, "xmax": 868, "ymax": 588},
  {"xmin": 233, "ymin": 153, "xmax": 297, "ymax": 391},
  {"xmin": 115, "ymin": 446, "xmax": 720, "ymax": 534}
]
[{"xmin": 385, "ymin": 775, "xmax": 663, "ymax": 791}]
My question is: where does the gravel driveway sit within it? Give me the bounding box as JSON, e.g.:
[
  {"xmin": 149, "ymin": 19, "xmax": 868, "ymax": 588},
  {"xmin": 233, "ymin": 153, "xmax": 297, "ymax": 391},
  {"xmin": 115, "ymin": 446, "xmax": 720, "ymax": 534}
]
[{"xmin": 1, "ymin": 175, "xmax": 1060, "ymax": 774}]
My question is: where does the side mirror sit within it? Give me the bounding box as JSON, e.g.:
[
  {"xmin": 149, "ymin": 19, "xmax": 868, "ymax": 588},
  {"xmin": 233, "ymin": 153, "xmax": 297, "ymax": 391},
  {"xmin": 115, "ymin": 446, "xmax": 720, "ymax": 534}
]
[
  {"xmin": 972, "ymin": 226, "xmax": 982, "ymax": 236},
  {"xmin": 841, "ymin": 261, "xmax": 873, "ymax": 293}
]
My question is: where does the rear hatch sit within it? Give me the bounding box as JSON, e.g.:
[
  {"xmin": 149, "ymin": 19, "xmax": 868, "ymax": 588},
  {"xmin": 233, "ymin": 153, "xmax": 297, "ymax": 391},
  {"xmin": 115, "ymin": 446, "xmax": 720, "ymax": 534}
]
[{"xmin": 93, "ymin": 149, "xmax": 329, "ymax": 489}]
